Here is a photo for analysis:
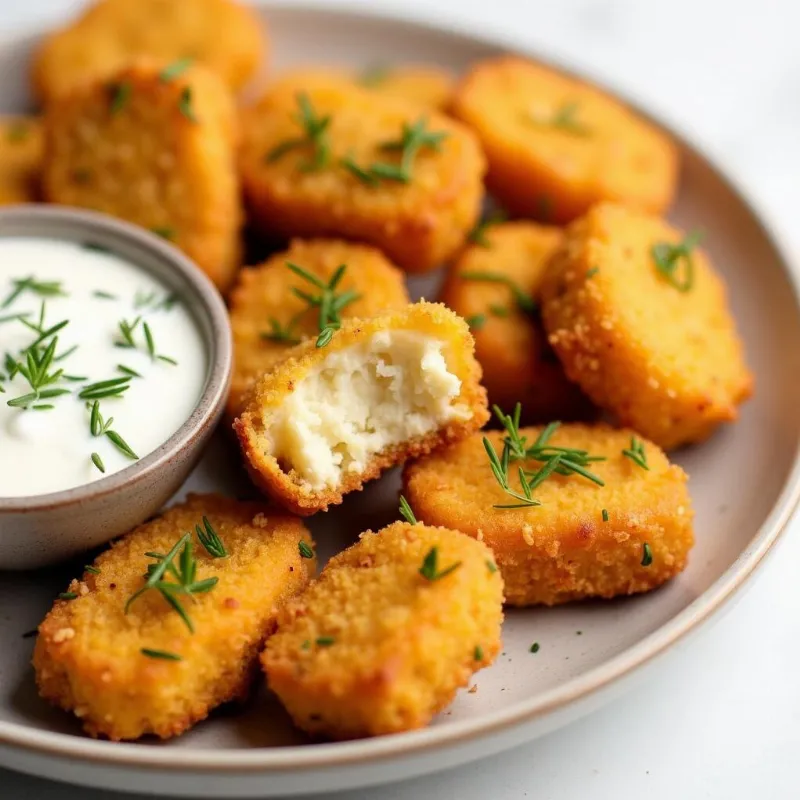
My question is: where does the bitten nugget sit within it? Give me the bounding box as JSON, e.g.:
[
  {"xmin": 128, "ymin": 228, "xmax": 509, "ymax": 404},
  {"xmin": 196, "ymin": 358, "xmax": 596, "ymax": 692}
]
[
  {"xmin": 32, "ymin": 0, "xmax": 264, "ymax": 103},
  {"xmin": 451, "ymin": 56, "xmax": 678, "ymax": 223},
  {"xmin": 262, "ymin": 520, "xmax": 503, "ymax": 739},
  {"xmin": 42, "ymin": 61, "xmax": 242, "ymax": 290},
  {"xmin": 404, "ymin": 424, "xmax": 694, "ymax": 606},
  {"xmin": 33, "ymin": 494, "xmax": 315, "ymax": 741},
  {"xmin": 234, "ymin": 302, "xmax": 488, "ymax": 515},
  {"xmin": 240, "ymin": 79, "xmax": 485, "ymax": 273},
  {"xmin": 228, "ymin": 238, "xmax": 410, "ymax": 418},
  {"xmin": 0, "ymin": 116, "xmax": 43, "ymax": 204},
  {"xmin": 540, "ymin": 203, "xmax": 753, "ymax": 449},
  {"xmin": 440, "ymin": 220, "xmax": 592, "ymax": 421}
]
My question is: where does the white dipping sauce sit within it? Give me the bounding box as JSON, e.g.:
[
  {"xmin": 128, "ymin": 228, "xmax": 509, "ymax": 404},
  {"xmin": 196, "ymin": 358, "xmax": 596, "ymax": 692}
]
[{"xmin": 0, "ymin": 237, "xmax": 207, "ymax": 497}]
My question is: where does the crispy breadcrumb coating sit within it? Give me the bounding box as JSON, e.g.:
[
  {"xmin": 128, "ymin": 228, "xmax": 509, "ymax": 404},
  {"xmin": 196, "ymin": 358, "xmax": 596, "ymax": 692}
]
[
  {"xmin": 239, "ymin": 77, "xmax": 485, "ymax": 273},
  {"xmin": 0, "ymin": 116, "xmax": 43, "ymax": 204},
  {"xmin": 262, "ymin": 520, "xmax": 504, "ymax": 739},
  {"xmin": 228, "ymin": 238, "xmax": 410, "ymax": 419},
  {"xmin": 403, "ymin": 424, "xmax": 694, "ymax": 606},
  {"xmin": 33, "ymin": 494, "xmax": 314, "ymax": 741},
  {"xmin": 234, "ymin": 302, "xmax": 489, "ymax": 515},
  {"xmin": 32, "ymin": 0, "xmax": 265, "ymax": 103},
  {"xmin": 540, "ymin": 203, "xmax": 753, "ymax": 449},
  {"xmin": 451, "ymin": 56, "xmax": 678, "ymax": 223},
  {"xmin": 440, "ymin": 220, "xmax": 593, "ymax": 422},
  {"xmin": 42, "ymin": 60, "xmax": 242, "ymax": 291}
]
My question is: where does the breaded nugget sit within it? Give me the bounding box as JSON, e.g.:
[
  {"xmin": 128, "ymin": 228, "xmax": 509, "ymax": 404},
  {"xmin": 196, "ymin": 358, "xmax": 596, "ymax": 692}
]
[
  {"xmin": 404, "ymin": 424, "xmax": 694, "ymax": 606},
  {"xmin": 32, "ymin": 0, "xmax": 264, "ymax": 103},
  {"xmin": 540, "ymin": 203, "xmax": 753, "ymax": 449},
  {"xmin": 451, "ymin": 56, "xmax": 678, "ymax": 223},
  {"xmin": 274, "ymin": 65, "xmax": 454, "ymax": 110},
  {"xmin": 228, "ymin": 238, "xmax": 410, "ymax": 418},
  {"xmin": 239, "ymin": 79, "xmax": 485, "ymax": 273},
  {"xmin": 262, "ymin": 520, "xmax": 503, "ymax": 739},
  {"xmin": 33, "ymin": 494, "xmax": 314, "ymax": 741},
  {"xmin": 440, "ymin": 220, "xmax": 593, "ymax": 421},
  {"xmin": 234, "ymin": 302, "xmax": 489, "ymax": 515},
  {"xmin": 42, "ymin": 60, "xmax": 242, "ymax": 290},
  {"xmin": 0, "ymin": 116, "xmax": 43, "ymax": 205}
]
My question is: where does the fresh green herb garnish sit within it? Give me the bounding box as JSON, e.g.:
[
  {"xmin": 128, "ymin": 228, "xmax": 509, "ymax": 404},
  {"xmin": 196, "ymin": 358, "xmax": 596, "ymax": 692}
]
[
  {"xmin": 486, "ymin": 559, "xmax": 498, "ymax": 574},
  {"xmin": 460, "ymin": 271, "xmax": 537, "ymax": 316},
  {"xmin": 6, "ymin": 338, "xmax": 71, "ymax": 409},
  {"xmin": 651, "ymin": 231, "xmax": 701, "ymax": 292},
  {"xmin": 622, "ymin": 436, "xmax": 649, "ymax": 470},
  {"xmin": 196, "ymin": 516, "xmax": 227, "ymax": 558},
  {"xmin": 134, "ymin": 290, "xmax": 179, "ymax": 311},
  {"xmin": 488, "ymin": 303, "xmax": 510, "ymax": 317},
  {"xmin": 641, "ymin": 542, "xmax": 653, "ymax": 566},
  {"xmin": 301, "ymin": 640, "xmax": 311, "ymax": 650},
  {"xmin": 298, "ymin": 540, "xmax": 314, "ymax": 559},
  {"xmin": 2, "ymin": 276, "xmax": 66, "ymax": 309},
  {"xmin": 372, "ymin": 117, "xmax": 448, "ymax": 183},
  {"xmin": 105, "ymin": 430, "xmax": 139, "ymax": 460},
  {"xmin": 141, "ymin": 648, "xmax": 183, "ymax": 661},
  {"xmin": 267, "ymin": 92, "xmax": 332, "ymax": 172},
  {"xmin": 84, "ymin": 565, "xmax": 101, "ymax": 575},
  {"xmin": 82, "ymin": 242, "xmax": 112, "ymax": 254},
  {"xmin": 474, "ymin": 645, "xmax": 484, "ymax": 661},
  {"xmin": 586, "ymin": 267, "xmax": 599, "ymax": 279},
  {"xmin": 78, "ymin": 376, "xmax": 131, "ymax": 400},
  {"xmin": 399, "ymin": 495, "xmax": 417, "ymax": 525},
  {"xmin": 468, "ymin": 210, "xmax": 508, "ymax": 247},
  {"xmin": 419, "ymin": 546, "xmax": 461, "ymax": 582},
  {"xmin": 125, "ymin": 533, "xmax": 218, "ymax": 633},
  {"xmin": 358, "ymin": 64, "xmax": 390, "ymax": 87},
  {"xmin": 178, "ymin": 87, "xmax": 197, "ymax": 122},
  {"xmin": 602, "ymin": 508, "xmax": 609, "ymax": 522},
  {"xmin": 117, "ymin": 364, "xmax": 142, "ymax": 378},
  {"xmin": 109, "ymin": 81, "xmax": 132, "ymax": 115},
  {"xmin": 530, "ymin": 642, "xmax": 540, "ymax": 653},
  {"xmin": 159, "ymin": 57, "xmax": 194, "ymax": 83},
  {"xmin": 91, "ymin": 452, "xmax": 106, "ymax": 473},
  {"xmin": 260, "ymin": 318, "xmax": 301, "ymax": 345},
  {"xmin": 92, "ymin": 289, "xmax": 116, "ymax": 299},
  {"xmin": 339, "ymin": 153, "xmax": 379, "ymax": 186},
  {"xmin": 0, "ymin": 311, "xmax": 29, "ymax": 326},
  {"xmin": 286, "ymin": 261, "xmax": 360, "ymax": 348},
  {"xmin": 483, "ymin": 404, "xmax": 605, "ymax": 509},
  {"xmin": 116, "ymin": 316, "xmax": 141, "ymax": 348},
  {"xmin": 59, "ymin": 592, "xmax": 78, "ymax": 601},
  {"xmin": 465, "ymin": 313, "xmax": 486, "ymax": 331},
  {"xmin": 316, "ymin": 636, "xmax": 335, "ymax": 647},
  {"xmin": 151, "ymin": 226, "xmax": 176, "ymax": 241},
  {"xmin": 527, "ymin": 101, "xmax": 590, "ymax": 136},
  {"xmin": 88, "ymin": 400, "xmax": 114, "ymax": 436}
]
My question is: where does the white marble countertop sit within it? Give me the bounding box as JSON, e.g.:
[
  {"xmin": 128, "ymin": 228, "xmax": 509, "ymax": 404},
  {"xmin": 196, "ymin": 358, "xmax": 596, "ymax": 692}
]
[{"xmin": 3, "ymin": 1, "xmax": 799, "ymax": 798}]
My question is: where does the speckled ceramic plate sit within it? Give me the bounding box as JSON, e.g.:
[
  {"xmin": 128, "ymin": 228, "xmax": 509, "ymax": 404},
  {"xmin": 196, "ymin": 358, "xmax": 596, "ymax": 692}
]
[{"xmin": 1, "ymin": 3, "xmax": 800, "ymax": 798}]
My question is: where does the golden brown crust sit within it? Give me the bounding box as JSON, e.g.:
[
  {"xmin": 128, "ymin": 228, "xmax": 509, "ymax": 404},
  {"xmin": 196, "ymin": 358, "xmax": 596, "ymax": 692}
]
[
  {"xmin": 33, "ymin": 493, "xmax": 314, "ymax": 741},
  {"xmin": 233, "ymin": 301, "xmax": 489, "ymax": 515},
  {"xmin": 239, "ymin": 77, "xmax": 486, "ymax": 273},
  {"xmin": 403, "ymin": 424, "xmax": 694, "ymax": 606},
  {"xmin": 450, "ymin": 56, "xmax": 678, "ymax": 223},
  {"xmin": 32, "ymin": 0, "xmax": 265, "ymax": 103},
  {"xmin": 439, "ymin": 220, "xmax": 594, "ymax": 422},
  {"xmin": 0, "ymin": 116, "xmax": 44, "ymax": 205},
  {"xmin": 540, "ymin": 203, "xmax": 753, "ymax": 449},
  {"xmin": 42, "ymin": 60, "xmax": 242, "ymax": 291},
  {"xmin": 228, "ymin": 238, "xmax": 410, "ymax": 419},
  {"xmin": 261, "ymin": 521, "xmax": 504, "ymax": 739}
]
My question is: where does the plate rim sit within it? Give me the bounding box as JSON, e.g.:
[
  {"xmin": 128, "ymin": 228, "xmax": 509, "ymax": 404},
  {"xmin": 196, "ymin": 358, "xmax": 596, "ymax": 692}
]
[{"xmin": 2, "ymin": 0, "xmax": 800, "ymax": 777}]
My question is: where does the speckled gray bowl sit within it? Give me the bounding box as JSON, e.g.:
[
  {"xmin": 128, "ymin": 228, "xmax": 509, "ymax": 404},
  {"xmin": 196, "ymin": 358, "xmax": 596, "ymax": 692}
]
[{"xmin": 0, "ymin": 206, "xmax": 232, "ymax": 569}]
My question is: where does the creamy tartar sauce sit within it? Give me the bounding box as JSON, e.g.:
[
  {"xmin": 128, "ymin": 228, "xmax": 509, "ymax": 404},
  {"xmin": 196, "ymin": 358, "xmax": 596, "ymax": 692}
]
[{"xmin": 0, "ymin": 237, "xmax": 207, "ymax": 497}]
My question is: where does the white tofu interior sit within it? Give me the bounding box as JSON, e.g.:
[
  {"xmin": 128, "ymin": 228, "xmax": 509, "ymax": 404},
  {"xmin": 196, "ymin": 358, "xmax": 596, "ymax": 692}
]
[{"xmin": 268, "ymin": 330, "xmax": 471, "ymax": 490}]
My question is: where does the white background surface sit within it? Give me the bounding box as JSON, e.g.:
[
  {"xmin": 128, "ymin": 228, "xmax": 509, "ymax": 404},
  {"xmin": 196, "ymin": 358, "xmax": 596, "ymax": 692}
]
[{"xmin": 2, "ymin": 1, "xmax": 798, "ymax": 797}]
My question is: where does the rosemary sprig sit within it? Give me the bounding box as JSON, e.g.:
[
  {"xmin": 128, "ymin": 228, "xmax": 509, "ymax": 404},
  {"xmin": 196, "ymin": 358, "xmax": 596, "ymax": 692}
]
[
  {"xmin": 527, "ymin": 101, "xmax": 591, "ymax": 136},
  {"xmin": 78, "ymin": 376, "xmax": 131, "ymax": 400},
  {"xmin": 641, "ymin": 542, "xmax": 653, "ymax": 566},
  {"xmin": 92, "ymin": 289, "xmax": 116, "ymax": 299},
  {"xmin": 651, "ymin": 231, "xmax": 702, "ymax": 292},
  {"xmin": 419, "ymin": 547, "xmax": 461, "ymax": 581},
  {"xmin": 298, "ymin": 540, "xmax": 314, "ymax": 559},
  {"xmin": 468, "ymin": 210, "xmax": 508, "ymax": 247},
  {"xmin": 141, "ymin": 648, "xmax": 182, "ymax": 661},
  {"xmin": 622, "ymin": 436, "xmax": 649, "ymax": 470},
  {"xmin": 178, "ymin": 87, "xmax": 197, "ymax": 122},
  {"xmin": 399, "ymin": 495, "xmax": 417, "ymax": 525},
  {"xmin": 125, "ymin": 533, "xmax": 218, "ymax": 633},
  {"xmin": 117, "ymin": 364, "xmax": 142, "ymax": 378},
  {"xmin": 260, "ymin": 317, "xmax": 301, "ymax": 344},
  {"xmin": 6, "ymin": 337, "xmax": 70, "ymax": 409},
  {"xmin": 460, "ymin": 271, "xmax": 537, "ymax": 316},
  {"xmin": 115, "ymin": 317, "xmax": 177, "ymax": 364},
  {"xmin": 2, "ymin": 276, "xmax": 66, "ymax": 309},
  {"xmin": 267, "ymin": 92, "xmax": 332, "ymax": 172},
  {"xmin": 116, "ymin": 316, "xmax": 141, "ymax": 348},
  {"xmin": 339, "ymin": 153, "xmax": 380, "ymax": 186},
  {"xmin": 159, "ymin": 57, "xmax": 193, "ymax": 83},
  {"xmin": 465, "ymin": 313, "xmax": 486, "ymax": 331},
  {"xmin": 286, "ymin": 261, "xmax": 360, "ymax": 348},
  {"xmin": 371, "ymin": 117, "xmax": 449, "ymax": 183},
  {"xmin": 91, "ymin": 452, "xmax": 105, "ymax": 473},
  {"xmin": 196, "ymin": 516, "xmax": 227, "ymax": 558}
]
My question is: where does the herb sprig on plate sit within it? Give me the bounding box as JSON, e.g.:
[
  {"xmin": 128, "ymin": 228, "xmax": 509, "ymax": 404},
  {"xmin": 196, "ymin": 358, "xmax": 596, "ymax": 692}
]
[
  {"xmin": 267, "ymin": 92, "xmax": 332, "ymax": 172},
  {"xmin": 651, "ymin": 231, "xmax": 702, "ymax": 293}
]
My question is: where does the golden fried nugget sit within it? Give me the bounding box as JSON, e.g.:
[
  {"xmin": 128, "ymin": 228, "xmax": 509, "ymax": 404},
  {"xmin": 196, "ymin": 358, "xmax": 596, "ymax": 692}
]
[
  {"xmin": 234, "ymin": 302, "xmax": 489, "ymax": 515},
  {"xmin": 33, "ymin": 494, "xmax": 315, "ymax": 741},
  {"xmin": 274, "ymin": 65, "xmax": 454, "ymax": 110},
  {"xmin": 540, "ymin": 203, "xmax": 753, "ymax": 449},
  {"xmin": 239, "ymin": 79, "xmax": 485, "ymax": 273},
  {"xmin": 262, "ymin": 520, "xmax": 503, "ymax": 739},
  {"xmin": 451, "ymin": 57, "xmax": 678, "ymax": 223},
  {"xmin": 0, "ymin": 116, "xmax": 43, "ymax": 205},
  {"xmin": 32, "ymin": 0, "xmax": 264, "ymax": 103},
  {"xmin": 440, "ymin": 220, "xmax": 593, "ymax": 421},
  {"xmin": 228, "ymin": 238, "xmax": 410, "ymax": 418},
  {"xmin": 42, "ymin": 61, "xmax": 242, "ymax": 290},
  {"xmin": 404, "ymin": 424, "xmax": 693, "ymax": 606}
]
